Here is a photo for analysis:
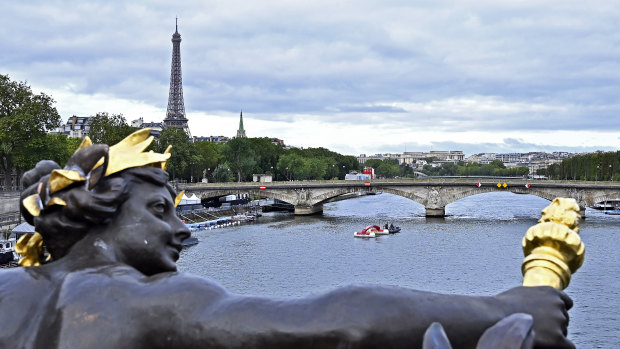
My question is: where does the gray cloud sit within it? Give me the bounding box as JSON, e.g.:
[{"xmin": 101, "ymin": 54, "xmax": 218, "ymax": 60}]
[{"xmin": 1, "ymin": 0, "xmax": 619, "ymax": 155}]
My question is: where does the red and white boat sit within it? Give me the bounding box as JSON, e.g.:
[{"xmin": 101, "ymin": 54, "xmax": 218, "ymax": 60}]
[{"xmin": 354, "ymin": 225, "xmax": 387, "ymax": 238}]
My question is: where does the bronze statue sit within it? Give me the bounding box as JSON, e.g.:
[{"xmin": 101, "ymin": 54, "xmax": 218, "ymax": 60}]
[{"xmin": 0, "ymin": 130, "xmax": 576, "ymax": 348}]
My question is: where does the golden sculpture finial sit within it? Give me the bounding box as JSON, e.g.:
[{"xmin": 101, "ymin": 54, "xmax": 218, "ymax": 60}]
[{"xmin": 522, "ymin": 198, "xmax": 585, "ymax": 290}]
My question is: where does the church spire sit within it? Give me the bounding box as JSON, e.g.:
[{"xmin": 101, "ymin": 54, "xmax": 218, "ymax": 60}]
[{"xmin": 236, "ymin": 110, "xmax": 246, "ymax": 138}]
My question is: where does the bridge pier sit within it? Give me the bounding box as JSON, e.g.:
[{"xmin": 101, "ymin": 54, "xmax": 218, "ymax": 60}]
[
  {"xmin": 294, "ymin": 204, "xmax": 323, "ymax": 215},
  {"xmin": 425, "ymin": 207, "xmax": 445, "ymax": 218}
]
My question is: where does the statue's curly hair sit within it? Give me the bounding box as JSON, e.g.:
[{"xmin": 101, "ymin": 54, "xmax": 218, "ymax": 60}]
[{"xmin": 21, "ymin": 161, "xmax": 173, "ymax": 261}]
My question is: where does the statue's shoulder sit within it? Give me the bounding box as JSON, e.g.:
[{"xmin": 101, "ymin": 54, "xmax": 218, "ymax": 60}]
[
  {"xmin": 0, "ymin": 267, "xmax": 51, "ymax": 296},
  {"xmin": 0, "ymin": 267, "xmax": 59, "ymax": 348},
  {"xmin": 57, "ymin": 265, "xmax": 228, "ymax": 309},
  {"xmin": 50, "ymin": 266, "xmax": 231, "ymax": 348}
]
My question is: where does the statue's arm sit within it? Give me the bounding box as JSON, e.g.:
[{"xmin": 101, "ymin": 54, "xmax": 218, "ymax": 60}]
[
  {"xmin": 133, "ymin": 274, "xmax": 571, "ymax": 348},
  {"xmin": 186, "ymin": 285, "xmax": 507, "ymax": 348},
  {"xmin": 59, "ymin": 271, "xmax": 572, "ymax": 348}
]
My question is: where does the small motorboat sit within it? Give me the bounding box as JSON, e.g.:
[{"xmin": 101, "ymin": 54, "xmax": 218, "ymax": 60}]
[
  {"xmin": 354, "ymin": 225, "xmax": 385, "ymax": 238},
  {"xmin": 389, "ymin": 226, "xmax": 401, "ymax": 234}
]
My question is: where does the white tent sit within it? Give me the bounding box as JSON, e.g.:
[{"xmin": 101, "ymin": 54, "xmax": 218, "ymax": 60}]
[
  {"xmin": 179, "ymin": 193, "xmax": 191, "ymax": 206},
  {"xmin": 188, "ymin": 194, "xmax": 201, "ymax": 204}
]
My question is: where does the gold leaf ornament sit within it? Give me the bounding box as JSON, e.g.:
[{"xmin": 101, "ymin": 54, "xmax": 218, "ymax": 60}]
[
  {"xmin": 175, "ymin": 191, "xmax": 185, "ymax": 208},
  {"xmin": 15, "ymin": 233, "xmax": 44, "ymax": 267}
]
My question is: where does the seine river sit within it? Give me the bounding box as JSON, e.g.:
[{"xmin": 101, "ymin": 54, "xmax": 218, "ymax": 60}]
[{"xmin": 178, "ymin": 192, "xmax": 620, "ymax": 348}]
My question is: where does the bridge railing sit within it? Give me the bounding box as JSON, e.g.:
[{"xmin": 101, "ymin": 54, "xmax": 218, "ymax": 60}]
[{"xmin": 176, "ymin": 178, "xmax": 615, "ymax": 188}]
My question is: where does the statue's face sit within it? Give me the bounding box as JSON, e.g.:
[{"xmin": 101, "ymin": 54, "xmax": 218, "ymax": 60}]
[{"xmin": 106, "ymin": 180, "xmax": 190, "ymax": 275}]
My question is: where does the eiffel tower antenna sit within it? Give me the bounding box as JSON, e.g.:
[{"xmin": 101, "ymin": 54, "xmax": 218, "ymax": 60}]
[{"xmin": 164, "ymin": 18, "xmax": 191, "ymax": 137}]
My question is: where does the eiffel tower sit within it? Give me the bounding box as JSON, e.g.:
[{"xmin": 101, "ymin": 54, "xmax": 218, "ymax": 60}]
[{"xmin": 164, "ymin": 18, "xmax": 191, "ymax": 137}]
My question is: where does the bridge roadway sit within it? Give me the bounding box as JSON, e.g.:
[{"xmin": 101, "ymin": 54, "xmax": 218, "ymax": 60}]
[{"xmin": 178, "ymin": 179, "xmax": 620, "ymax": 217}]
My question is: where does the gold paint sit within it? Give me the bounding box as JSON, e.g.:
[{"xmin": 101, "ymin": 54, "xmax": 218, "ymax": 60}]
[
  {"xmin": 15, "ymin": 233, "xmax": 44, "ymax": 267},
  {"xmin": 174, "ymin": 191, "xmax": 184, "ymax": 208},
  {"xmin": 75, "ymin": 136, "xmax": 93, "ymax": 152},
  {"xmin": 48, "ymin": 169, "xmax": 86, "ymax": 194},
  {"xmin": 47, "ymin": 197, "xmax": 67, "ymax": 207},
  {"xmin": 22, "ymin": 194, "xmax": 42, "ymax": 217},
  {"xmin": 104, "ymin": 129, "xmax": 170, "ymax": 176},
  {"xmin": 162, "ymin": 145, "xmax": 173, "ymax": 171},
  {"xmin": 538, "ymin": 197, "xmax": 580, "ymax": 233},
  {"xmin": 522, "ymin": 198, "xmax": 585, "ymax": 290}
]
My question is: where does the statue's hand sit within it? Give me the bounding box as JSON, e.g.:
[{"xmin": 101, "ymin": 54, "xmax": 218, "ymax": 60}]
[{"xmin": 496, "ymin": 286, "xmax": 575, "ymax": 349}]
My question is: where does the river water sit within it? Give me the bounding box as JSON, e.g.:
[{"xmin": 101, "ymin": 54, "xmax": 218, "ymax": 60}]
[{"xmin": 178, "ymin": 192, "xmax": 620, "ymax": 348}]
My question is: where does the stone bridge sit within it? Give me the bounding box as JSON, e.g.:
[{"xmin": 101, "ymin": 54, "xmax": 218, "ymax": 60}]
[{"xmin": 177, "ymin": 179, "xmax": 620, "ymax": 217}]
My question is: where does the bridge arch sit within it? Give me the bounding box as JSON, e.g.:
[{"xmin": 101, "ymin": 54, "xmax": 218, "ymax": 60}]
[{"xmin": 193, "ymin": 189, "xmax": 299, "ymax": 207}]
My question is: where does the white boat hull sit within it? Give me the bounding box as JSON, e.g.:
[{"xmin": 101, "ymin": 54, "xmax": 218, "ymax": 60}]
[{"xmin": 354, "ymin": 232, "xmax": 376, "ymax": 238}]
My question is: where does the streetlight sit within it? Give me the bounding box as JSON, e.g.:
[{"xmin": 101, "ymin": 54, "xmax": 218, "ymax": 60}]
[{"xmin": 596, "ymin": 165, "xmax": 600, "ymax": 182}]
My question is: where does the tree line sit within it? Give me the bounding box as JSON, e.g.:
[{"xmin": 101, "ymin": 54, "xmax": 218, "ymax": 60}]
[
  {"xmin": 537, "ymin": 151, "xmax": 620, "ymax": 181},
  {"xmin": 421, "ymin": 159, "xmax": 530, "ymax": 177},
  {"xmin": 155, "ymin": 127, "xmax": 359, "ymax": 183}
]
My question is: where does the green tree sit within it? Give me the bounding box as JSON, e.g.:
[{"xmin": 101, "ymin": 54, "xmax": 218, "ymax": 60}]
[
  {"xmin": 212, "ymin": 163, "xmax": 233, "ymax": 183},
  {"xmin": 87, "ymin": 112, "xmax": 136, "ymax": 145},
  {"xmin": 323, "ymin": 157, "xmax": 339, "ymax": 180},
  {"xmin": 156, "ymin": 127, "xmax": 192, "ymax": 180},
  {"xmin": 363, "ymin": 159, "xmax": 384, "ymax": 171},
  {"xmin": 339, "ymin": 155, "xmax": 359, "ymax": 179},
  {"xmin": 221, "ymin": 137, "xmax": 256, "ymax": 182},
  {"xmin": 376, "ymin": 160, "xmax": 400, "ymax": 178},
  {"xmin": 276, "ymin": 153, "xmax": 304, "ymax": 181},
  {"xmin": 438, "ymin": 162, "xmax": 456, "ymax": 176},
  {"xmin": 0, "ymin": 74, "xmax": 61, "ymax": 187},
  {"xmin": 555, "ymin": 151, "xmax": 620, "ymax": 181},
  {"xmin": 193, "ymin": 141, "xmax": 221, "ymax": 181},
  {"xmin": 41, "ymin": 134, "xmax": 82, "ymax": 167},
  {"xmin": 399, "ymin": 163, "xmax": 415, "ymax": 178},
  {"xmin": 248, "ymin": 138, "xmax": 284, "ymax": 175}
]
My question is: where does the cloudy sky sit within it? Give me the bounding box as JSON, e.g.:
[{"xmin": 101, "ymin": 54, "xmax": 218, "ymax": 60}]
[{"xmin": 2, "ymin": 1, "xmax": 619, "ymax": 156}]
